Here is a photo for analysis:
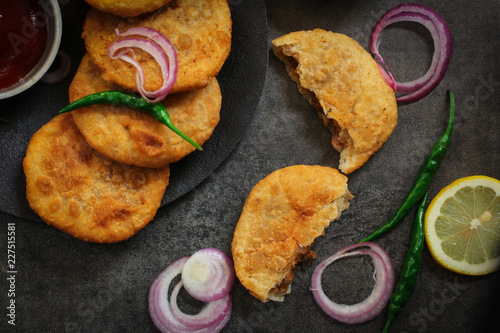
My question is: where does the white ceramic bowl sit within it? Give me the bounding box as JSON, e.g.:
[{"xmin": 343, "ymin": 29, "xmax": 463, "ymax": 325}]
[{"xmin": 0, "ymin": 0, "xmax": 62, "ymax": 100}]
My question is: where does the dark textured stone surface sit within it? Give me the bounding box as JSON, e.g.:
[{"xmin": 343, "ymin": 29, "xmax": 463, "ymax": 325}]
[{"xmin": 1, "ymin": 0, "xmax": 499, "ymax": 332}]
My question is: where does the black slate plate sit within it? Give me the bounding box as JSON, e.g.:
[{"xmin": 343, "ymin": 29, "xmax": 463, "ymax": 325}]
[{"xmin": 0, "ymin": 0, "xmax": 268, "ymax": 221}]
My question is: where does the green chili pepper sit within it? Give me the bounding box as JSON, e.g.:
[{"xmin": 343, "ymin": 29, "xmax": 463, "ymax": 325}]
[
  {"xmin": 361, "ymin": 90, "xmax": 455, "ymax": 242},
  {"xmin": 383, "ymin": 192, "xmax": 428, "ymax": 333},
  {"xmin": 0, "ymin": 117, "xmax": 7, "ymax": 123},
  {"xmin": 59, "ymin": 91, "xmax": 203, "ymax": 151}
]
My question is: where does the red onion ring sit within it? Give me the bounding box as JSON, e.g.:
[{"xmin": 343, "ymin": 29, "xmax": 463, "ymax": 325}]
[
  {"xmin": 41, "ymin": 50, "xmax": 71, "ymax": 84},
  {"xmin": 310, "ymin": 242, "xmax": 395, "ymax": 324},
  {"xmin": 181, "ymin": 248, "xmax": 235, "ymax": 303},
  {"xmin": 148, "ymin": 249, "xmax": 234, "ymax": 333},
  {"xmin": 170, "ymin": 281, "xmax": 232, "ymax": 329},
  {"xmin": 370, "ymin": 3, "xmax": 453, "ymax": 103},
  {"xmin": 108, "ymin": 27, "xmax": 178, "ymax": 103}
]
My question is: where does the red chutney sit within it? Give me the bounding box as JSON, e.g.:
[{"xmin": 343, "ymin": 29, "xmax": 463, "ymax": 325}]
[{"xmin": 0, "ymin": 0, "xmax": 48, "ymax": 90}]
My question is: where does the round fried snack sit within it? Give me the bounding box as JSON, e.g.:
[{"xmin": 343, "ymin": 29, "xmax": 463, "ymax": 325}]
[
  {"xmin": 232, "ymin": 165, "xmax": 353, "ymax": 302},
  {"xmin": 69, "ymin": 54, "xmax": 221, "ymax": 168},
  {"xmin": 23, "ymin": 113, "xmax": 170, "ymax": 243},
  {"xmin": 272, "ymin": 29, "xmax": 398, "ymax": 174},
  {"xmin": 84, "ymin": 0, "xmax": 173, "ymax": 17},
  {"xmin": 82, "ymin": 0, "xmax": 232, "ymax": 94}
]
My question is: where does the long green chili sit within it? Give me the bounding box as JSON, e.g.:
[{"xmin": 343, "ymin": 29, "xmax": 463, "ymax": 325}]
[
  {"xmin": 0, "ymin": 117, "xmax": 7, "ymax": 123},
  {"xmin": 59, "ymin": 91, "xmax": 203, "ymax": 151},
  {"xmin": 361, "ymin": 90, "xmax": 455, "ymax": 242},
  {"xmin": 383, "ymin": 192, "xmax": 428, "ymax": 333}
]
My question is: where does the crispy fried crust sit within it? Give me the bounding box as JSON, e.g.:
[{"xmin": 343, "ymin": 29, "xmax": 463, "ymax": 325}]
[
  {"xmin": 84, "ymin": 0, "xmax": 173, "ymax": 17},
  {"xmin": 69, "ymin": 54, "xmax": 221, "ymax": 168},
  {"xmin": 232, "ymin": 165, "xmax": 353, "ymax": 302},
  {"xmin": 272, "ymin": 29, "xmax": 398, "ymax": 174},
  {"xmin": 23, "ymin": 113, "xmax": 170, "ymax": 243},
  {"xmin": 82, "ymin": 0, "xmax": 232, "ymax": 94}
]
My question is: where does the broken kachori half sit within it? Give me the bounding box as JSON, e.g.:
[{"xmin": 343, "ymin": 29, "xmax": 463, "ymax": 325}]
[
  {"xmin": 84, "ymin": 0, "xmax": 174, "ymax": 17},
  {"xmin": 82, "ymin": 0, "xmax": 232, "ymax": 94},
  {"xmin": 272, "ymin": 29, "xmax": 398, "ymax": 174},
  {"xmin": 232, "ymin": 165, "xmax": 353, "ymax": 302},
  {"xmin": 23, "ymin": 113, "xmax": 170, "ymax": 243},
  {"xmin": 68, "ymin": 54, "xmax": 221, "ymax": 168}
]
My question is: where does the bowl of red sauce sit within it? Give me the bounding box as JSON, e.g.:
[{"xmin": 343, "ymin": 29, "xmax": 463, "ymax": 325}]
[{"xmin": 0, "ymin": 0, "xmax": 62, "ymax": 100}]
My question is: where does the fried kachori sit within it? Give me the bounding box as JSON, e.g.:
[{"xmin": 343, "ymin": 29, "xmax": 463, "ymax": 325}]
[
  {"xmin": 68, "ymin": 54, "xmax": 221, "ymax": 168},
  {"xmin": 82, "ymin": 0, "xmax": 232, "ymax": 94},
  {"xmin": 232, "ymin": 165, "xmax": 353, "ymax": 302},
  {"xmin": 84, "ymin": 0, "xmax": 173, "ymax": 17},
  {"xmin": 272, "ymin": 29, "xmax": 398, "ymax": 174},
  {"xmin": 23, "ymin": 113, "xmax": 170, "ymax": 243}
]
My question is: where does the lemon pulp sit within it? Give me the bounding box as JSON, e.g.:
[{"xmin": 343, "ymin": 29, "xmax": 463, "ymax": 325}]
[{"xmin": 425, "ymin": 176, "xmax": 500, "ymax": 275}]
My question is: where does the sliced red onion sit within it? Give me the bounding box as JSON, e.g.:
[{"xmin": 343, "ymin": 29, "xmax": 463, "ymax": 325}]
[
  {"xmin": 374, "ymin": 12, "xmax": 440, "ymax": 94},
  {"xmin": 370, "ymin": 3, "xmax": 453, "ymax": 103},
  {"xmin": 148, "ymin": 249, "xmax": 234, "ymax": 333},
  {"xmin": 181, "ymin": 248, "xmax": 235, "ymax": 303},
  {"xmin": 149, "ymin": 257, "xmax": 192, "ymax": 333},
  {"xmin": 41, "ymin": 50, "xmax": 71, "ymax": 84},
  {"xmin": 170, "ymin": 281, "xmax": 232, "ymax": 329},
  {"xmin": 108, "ymin": 27, "xmax": 178, "ymax": 103},
  {"xmin": 108, "ymin": 37, "xmax": 166, "ymax": 103},
  {"xmin": 375, "ymin": 59, "xmax": 396, "ymax": 92},
  {"xmin": 310, "ymin": 242, "xmax": 395, "ymax": 324}
]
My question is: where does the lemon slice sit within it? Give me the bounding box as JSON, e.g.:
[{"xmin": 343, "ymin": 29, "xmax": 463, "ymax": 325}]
[{"xmin": 424, "ymin": 175, "xmax": 500, "ymax": 275}]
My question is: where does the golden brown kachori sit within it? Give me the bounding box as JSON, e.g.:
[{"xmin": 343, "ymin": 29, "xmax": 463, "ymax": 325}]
[
  {"xmin": 23, "ymin": 113, "xmax": 170, "ymax": 243},
  {"xmin": 232, "ymin": 165, "xmax": 353, "ymax": 302},
  {"xmin": 84, "ymin": 0, "xmax": 173, "ymax": 17},
  {"xmin": 82, "ymin": 0, "xmax": 232, "ymax": 94},
  {"xmin": 69, "ymin": 54, "xmax": 221, "ymax": 168},
  {"xmin": 272, "ymin": 29, "xmax": 398, "ymax": 174}
]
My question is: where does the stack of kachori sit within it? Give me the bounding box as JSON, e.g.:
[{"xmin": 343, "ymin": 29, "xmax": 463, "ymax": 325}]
[
  {"xmin": 23, "ymin": 0, "xmax": 232, "ymax": 243},
  {"xmin": 68, "ymin": 55, "xmax": 222, "ymax": 168},
  {"xmin": 82, "ymin": 0, "xmax": 232, "ymax": 94}
]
